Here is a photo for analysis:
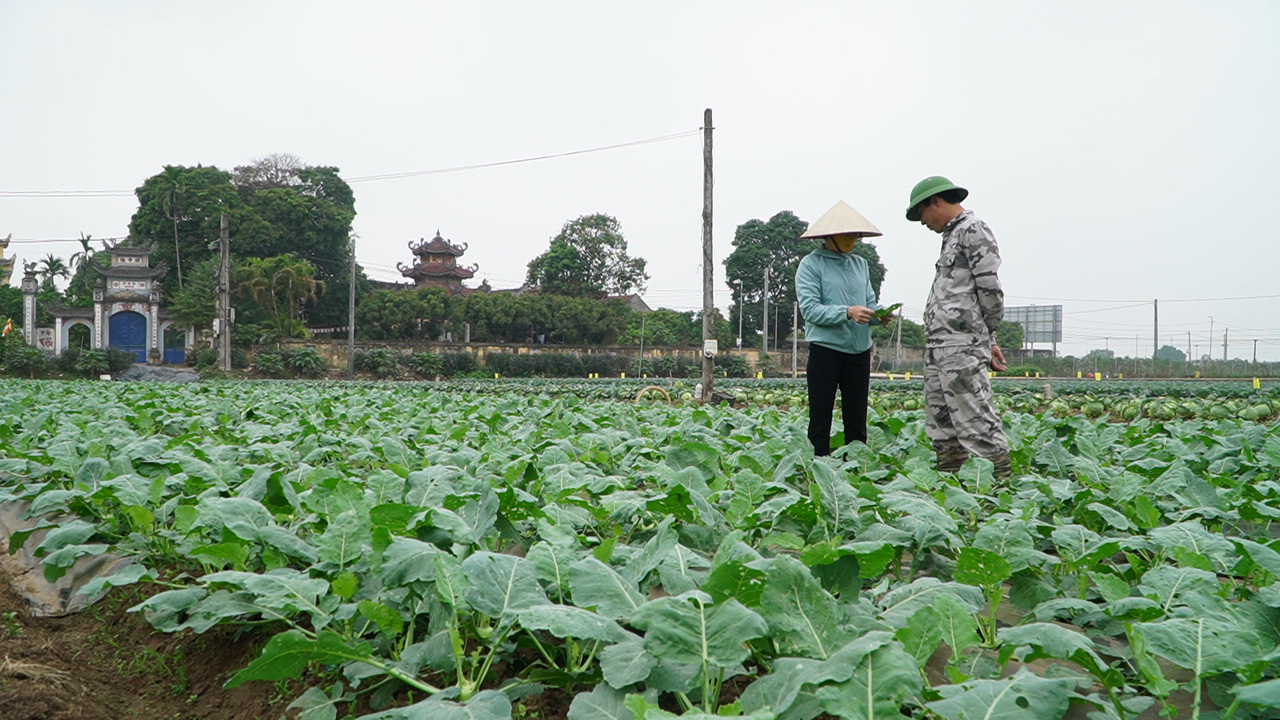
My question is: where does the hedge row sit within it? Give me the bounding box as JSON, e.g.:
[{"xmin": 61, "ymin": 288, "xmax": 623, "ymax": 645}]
[
  {"xmin": 347, "ymin": 349, "xmax": 765, "ymax": 380},
  {"xmin": 0, "ymin": 338, "xmax": 136, "ymax": 379}
]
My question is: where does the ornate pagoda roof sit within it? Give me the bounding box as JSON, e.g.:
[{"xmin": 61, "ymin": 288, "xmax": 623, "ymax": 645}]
[
  {"xmin": 43, "ymin": 305, "xmax": 95, "ymax": 319},
  {"xmin": 91, "ymin": 257, "xmax": 170, "ymax": 279},
  {"xmin": 103, "ymin": 240, "xmax": 158, "ymax": 256},
  {"xmin": 398, "ymin": 260, "xmax": 478, "ymax": 280},
  {"xmin": 409, "ymin": 232, "xmax": 467, "ymax": 258}
]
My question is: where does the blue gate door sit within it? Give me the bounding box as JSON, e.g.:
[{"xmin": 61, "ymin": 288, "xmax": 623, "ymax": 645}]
[
  {"xmin": 109, "ymin": 311, "xmax": 147, "ymax": 363},
  {"xmin": 162, "ymin": 325, "xmax": 186, "ymax": 364}
]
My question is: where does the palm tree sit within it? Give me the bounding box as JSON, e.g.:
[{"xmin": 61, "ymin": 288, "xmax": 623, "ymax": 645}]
[
  {"xmin": 156, "ymin": 166, "xmax": 188, "ymax": 288},
  {"xmin": 237, "ymin": 255, "xmax": 325, "ymax": 340},
  {"xmin": 38, "ymin": 253, "xmax": 70, "ymax": 284},
  {"xmin": 69, "ymin": 234, "xmax": 95, "ymax": 274},
  {"xmin": 270, "ymin": 255, "xmax": 325, "ymax": 325}
]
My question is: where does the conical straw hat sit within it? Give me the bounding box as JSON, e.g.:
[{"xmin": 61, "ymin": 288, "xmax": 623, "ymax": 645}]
[{"xmin": 799, "ymin": 200, "xmax": 883, "ymax": 239}]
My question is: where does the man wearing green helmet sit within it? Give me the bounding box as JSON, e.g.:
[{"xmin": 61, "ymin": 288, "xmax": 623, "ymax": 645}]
[{"xmin": 906, "ymin": 176, "xmax": 1012, "ymax": 479}]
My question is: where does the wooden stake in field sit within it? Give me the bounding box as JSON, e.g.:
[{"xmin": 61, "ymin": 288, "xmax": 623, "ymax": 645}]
[{"xmin": 700, "ymin": 108, "xmax": 715, "ymax": 400}]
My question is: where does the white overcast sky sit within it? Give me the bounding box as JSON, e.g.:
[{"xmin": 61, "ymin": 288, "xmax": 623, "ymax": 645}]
[{"xmin": 2, "ymin": 1, "xmax": 1277, "ymax": 360}]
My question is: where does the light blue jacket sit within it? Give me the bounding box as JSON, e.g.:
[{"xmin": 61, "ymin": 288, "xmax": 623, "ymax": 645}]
[{"xmin": 796, "ymin": 247, "xmax": 882, "ymax": 355}]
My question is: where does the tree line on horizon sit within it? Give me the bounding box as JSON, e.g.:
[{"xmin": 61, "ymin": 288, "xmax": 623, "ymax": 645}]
[{"xmin": 7, "ymin": 153, "xmax": 970, "ymax": 353}]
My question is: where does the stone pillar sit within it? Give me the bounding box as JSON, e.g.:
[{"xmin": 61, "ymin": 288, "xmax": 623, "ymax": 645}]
[
  {"xmin": 93, "ymin": 288, "xmax": 105, "ymax": 349},
  {"xmin": 148, "ymin": 291, "xmax": 162, "ymax": 364},
  {"xmin": 20, "ymin": 267, "xmax": 38, "ymax": 347},
  {"xmin": 54, "ymin": 317, "xmax": 64, "ymax": 356}
]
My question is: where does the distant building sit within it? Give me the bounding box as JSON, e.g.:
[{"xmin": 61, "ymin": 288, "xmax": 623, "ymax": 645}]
[
  {"xmin": 610, "ymin": 294, "xmax": 651, "ymax": 313},
  {"xmin": 41, "ymin": 242, "xmax": 191, "ymax": 363},
  {"xmin": 397, "ymin": 231, "xmax": 478, "ymax": 295}
]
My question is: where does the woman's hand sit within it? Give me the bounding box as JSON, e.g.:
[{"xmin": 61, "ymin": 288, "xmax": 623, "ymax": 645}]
[{"xmin": 847, "ymin": 306, "xmax": 875, "ymax": 324}]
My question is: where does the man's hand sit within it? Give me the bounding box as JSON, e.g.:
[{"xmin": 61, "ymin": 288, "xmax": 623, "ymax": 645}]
[
  {"xmin": 847, "ymin": 306, "xmax": 875, "ymax": 324},
  {"xmin": 990, "ymin": 345, "xmax": 1008, "ymax": 372}
]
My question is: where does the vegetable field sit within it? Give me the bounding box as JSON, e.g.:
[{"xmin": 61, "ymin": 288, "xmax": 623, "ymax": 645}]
[{"xmin": 2, "ymin": 379, "xmax": 1280, "ymax": 720}]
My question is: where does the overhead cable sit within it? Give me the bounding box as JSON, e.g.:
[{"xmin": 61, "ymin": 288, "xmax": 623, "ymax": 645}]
[{"xmin": 0, "ymin": 129, "xmax": 701, "ymax": 198}]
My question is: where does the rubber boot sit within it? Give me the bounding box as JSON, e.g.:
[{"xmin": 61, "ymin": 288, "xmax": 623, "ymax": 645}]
[
  {"xmin": 936, "ymin": 450, "xmax": 969, "ymax": 474},
  {"xmin": 989, "ymin": 453, "xmax": 1012, "ymax": 481}
]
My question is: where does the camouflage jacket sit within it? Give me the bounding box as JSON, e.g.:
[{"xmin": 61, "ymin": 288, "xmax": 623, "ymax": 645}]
[{"xmin": 924, "ymin": 210, "xmax": 1004, "ymax": 348}]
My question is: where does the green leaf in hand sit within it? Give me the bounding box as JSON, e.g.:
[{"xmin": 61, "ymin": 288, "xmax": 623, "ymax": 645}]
[{"xmin": 873, "ymin": 303, "xmax": 903, "ymax": 320}]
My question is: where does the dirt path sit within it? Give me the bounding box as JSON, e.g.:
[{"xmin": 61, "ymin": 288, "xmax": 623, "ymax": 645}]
[{"xmin": 0, "ymin": 564, "xmax": 298, "ymax": 720}]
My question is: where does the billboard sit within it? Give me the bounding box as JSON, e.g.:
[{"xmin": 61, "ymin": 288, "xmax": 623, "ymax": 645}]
[{"xmin": 1005, "ymin": 305, "xmax": 1062, "ymax": 344}]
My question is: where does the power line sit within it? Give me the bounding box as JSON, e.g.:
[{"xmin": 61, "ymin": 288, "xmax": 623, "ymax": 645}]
[
  {"xmin": 0, "ymin": 129, "xmax": 702, "ymax": 198},
  {"xmin": 1161, "ymin": 293, "xmax": 1280, "ymax": 303},
  {"xmin": 4, "ymin": 237, "xmax": 125, "ymax": 245},
  {"xmin": 1063, "ymin": 302, "xmax": 1150, "ymax": 315},
  {"xmin": 0, "ymin": 190, "xmax": 133, "ymax": 198},
  {"xmin": 1007, "ymin": 294, "xmax": 1143, "ymax": 303},
  {"xmin": 344, "ymin": 130, "xmax": 701, "ymax": 183},
  {"xmin": 1010, "ymin": 292, "xmax": 1280, "ymax": 304}
]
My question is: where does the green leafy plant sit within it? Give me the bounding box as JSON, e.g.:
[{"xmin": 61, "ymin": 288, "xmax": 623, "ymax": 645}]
[
  {"xmin": 281, "ymin": 347, "xmax": 328, "ymax": 378},
  {"xmin": 0, "ymin": 379, "xmax": 1277, "ymax": 719},
  {"xmin": 3, "ymin": 344, "xmax": 49, "ymax": 378},
  {"xmin": 409, "ymin": 352, "xmax": 443, "ymax": 378},
  {"xmin": 354, "ymin": 348, "xmax": 402, "ymax": 378}
]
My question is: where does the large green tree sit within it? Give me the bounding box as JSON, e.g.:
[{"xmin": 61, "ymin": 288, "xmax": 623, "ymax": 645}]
[
  {"xmin": 616, "ymin": 308, "xmax": 734, "ymax": 349},
  {"xmin": 0, "ymin": 286, "xmax": 21, "ymax": 326},
  {"xmin": 167, "ymin": 256, "xmax": 221, "ymax": 330},
  {"xmin": 618, "ymin": 309, "xmax": 700, "ymax": 347},
  {"xmin": 129, "ymin": 165, "xmax": 241, "ymax": 293},
  {"xmin": 724, "ymin": 211, "xmax": 885, "ymax": 349},
  {"xmin": 526, "ymin": 214, "xmax": 648, "ymax": 297},
  {"xmin": 872, "ymin": 317, "xmax": 926, "ymax": 349},
  {"xmin": 130, "ymin": 157, "xmax": 362, "ymax": 329},
  {"xmin": 996, "ymin": 321, "xmax": 1025, "ymax": 349}
]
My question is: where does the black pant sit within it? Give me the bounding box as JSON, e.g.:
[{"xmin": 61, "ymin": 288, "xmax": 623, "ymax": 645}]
[{"xmin": 806, "ymin": 344, "xmax": 871, "ymax": 456}]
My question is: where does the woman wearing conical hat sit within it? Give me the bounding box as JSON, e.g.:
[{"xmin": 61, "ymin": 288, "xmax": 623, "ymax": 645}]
[{"xmin": 795, "ymin": 201, "xmax": 892, "ymax": 456}]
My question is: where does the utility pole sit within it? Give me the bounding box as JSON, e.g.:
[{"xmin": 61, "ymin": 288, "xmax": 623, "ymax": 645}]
[
  {"xmin": 895, "ymin": 317, "xmax": 903, "ymax": 364},
  {"xmin": 1152, "ymin": 298, "xmax": 1158, "ymax": 360},
  {"xmin": 638, "ymin": 313, "xmax": 646, "ymax": 377},
  {"xmin": 217, "ymin": 213, "xmax": 232, "ymax": 373},
  {"xmin": 774, "ymin": 301, "xmax": 780, "ymax": 352},
  {"xmin": 736, "ymin": 280, "xmax": 743, "ymax": 350},
  {"xmin": 1224, "ymin": 328, "xmax": 1229, "ymax": 361},
  {"xmin": 791, "ymin": 301, "xmax": 798, "ymax": 377},
  {"xmin": 700, "ymin": 108, "xmax": 715, "ymax": 400},
  {"xmin": 1254, "ymin": 339, "xmax": 1259, "ymax": 368},
  {"xmin": 762, "ymin": 268, "xmax": 769, "ymax": 355},
  {"xmin": 347, "ymin": 234, "xmax": 357, "ymax": 380}
]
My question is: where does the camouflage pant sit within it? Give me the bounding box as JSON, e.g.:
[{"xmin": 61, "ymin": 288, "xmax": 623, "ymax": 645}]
[{"xmin": 924, "ymin": 345, "xmax": 1009, "ymax": 465}]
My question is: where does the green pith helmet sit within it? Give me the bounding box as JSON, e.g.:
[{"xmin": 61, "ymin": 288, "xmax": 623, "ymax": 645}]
[{"xmin": 905, "ymin": 176, "xmax": 968, "ymax": 221}]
